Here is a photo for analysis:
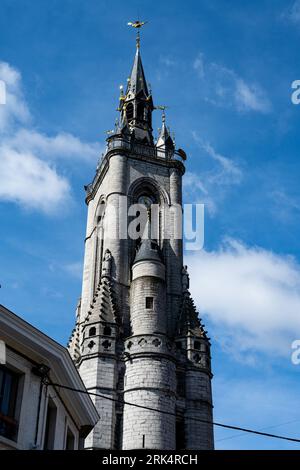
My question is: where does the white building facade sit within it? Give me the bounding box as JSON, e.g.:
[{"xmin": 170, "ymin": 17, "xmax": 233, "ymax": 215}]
[{"xmin": 0, "ymin": 304, "xmax": 99, "ymax": 450}]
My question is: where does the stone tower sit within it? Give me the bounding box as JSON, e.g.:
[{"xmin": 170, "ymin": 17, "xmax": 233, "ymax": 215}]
[{"xmin": 68, "ymin": 33, "xmax": 214, "ymax": 450}]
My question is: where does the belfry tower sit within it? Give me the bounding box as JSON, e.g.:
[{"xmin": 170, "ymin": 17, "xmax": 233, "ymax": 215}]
[{"xmin": 68, "ymin": 28, "xmax": 214, "ymax": 450}]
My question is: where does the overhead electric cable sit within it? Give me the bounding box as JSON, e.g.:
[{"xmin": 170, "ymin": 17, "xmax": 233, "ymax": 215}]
[{"xmin": 47, "ymin": 380, "xmax": 300, "ymax": 444}]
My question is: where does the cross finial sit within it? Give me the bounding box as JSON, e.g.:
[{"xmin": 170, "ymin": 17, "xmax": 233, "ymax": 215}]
[{"xmin": 127, "ymin": 20, "xmax": 148, "ymax": 49}]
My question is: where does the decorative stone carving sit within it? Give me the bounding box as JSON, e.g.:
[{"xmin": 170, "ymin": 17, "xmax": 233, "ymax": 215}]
[
  {"xmin": 102, "ymin": 340, "xmax": 111, "ymax": 350},
  {"xmin": 181, "ymin": 265, "xmax": 190, "ymax": 292},
  {"xmin": 102, "ymin": 249, "xmax": 112, "ymax": 278}
]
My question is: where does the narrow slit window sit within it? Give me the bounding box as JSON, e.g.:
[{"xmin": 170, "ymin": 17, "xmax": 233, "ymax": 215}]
[
  {"xmin": 145, "ymin": 297, "xmax": 153, "ymax": 309},
  {"xmin": 126, "ymin": 103, "xmax": 134, "ymax": 121}
]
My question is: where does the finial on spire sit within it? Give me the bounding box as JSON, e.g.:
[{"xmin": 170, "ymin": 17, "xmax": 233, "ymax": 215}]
[
  {"xmin": 127, "ymin": 20, "xmax": 148, "ymax": 49},
  {"xmin": 156, "ymin": 105, "xmax": 168, "ymax": 123},
  {"xmin": 156, "ymin": 105, "xmax": 175, "ymax": 152},
  {"xmin": 119, "ymin": 84, "xmax": 125, "ymax": 99}
]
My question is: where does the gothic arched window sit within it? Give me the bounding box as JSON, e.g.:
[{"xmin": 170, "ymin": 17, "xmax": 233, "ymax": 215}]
[
  {"xmin": 97, "ymin": 200, "xmax": 106, "ymax": 224},
  {"xmin": 129, "ymin": 178, "xmax": 166, "ymax": 263}
]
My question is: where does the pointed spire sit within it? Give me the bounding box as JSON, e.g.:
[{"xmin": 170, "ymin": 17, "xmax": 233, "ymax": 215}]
[
  {"xmin": 67, "ymin": 298, "xmax": 81, "ymax": 362},
  {"xmin": 116, "ymin": 21, "xmax": 154, "ymax": 143},
  {"xmin": 177, "ymin": 291, "xmax": 210, "ymax": 340},
  {"xmin": 84, "ymin": 276, "xmax": 118, "ymax": 325},
  {"xmin": 126, "ymin": 45, "xmax": 149, "ymax": 98},
  {"xmin": 156, "ymin": 108, "xmax": 174, "ymax": 151},
  {"xmin": 134, "ymin": 237, "xmax": 163, "ymax": 265}
]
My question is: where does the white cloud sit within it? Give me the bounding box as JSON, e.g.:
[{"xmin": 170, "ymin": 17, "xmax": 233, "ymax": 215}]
[
  {"xmin": 183, "ymin": 135, "xmax": 242, "ymax": 215},
  {"xmin": 186, "ymin": 238, "xmax": 300, "ymax": 360},
  {"xmin": 0, "ymin": 61, "xmax": 101, "ymax": 213},
  {"xmin": 183, "ymin": 171, "xmax": 217, "ymax": 216},
  {"xmin": 269, "ymin": 189, "xmax": 300, "ymax": 223},
  {"xmin": 0, "ymin": 146, "xmax": 70, "ymax": 213},
  {"xmin": 282, "ymin": 1, "xmax": 300, "ymax": 24},
  {"xmin": 193, "ymin": 53, "xmax": 271, "ymax": 114},
  {"xmin": 235, "ymin": 79, "xmax": 272, "ymax": 113},
  {"xmin": 0, "ymin": 62, "xmax": 31, "ymax": 130},
  {"xmin": 63, "ymin": 261, "xmax": 83, "ymax": 279},
  {"xmin": 159, "ymin": 56, "xmax": 177, "ymax": 67},
  {"xmin": 193, "ymin": 52, "xmax": 205, "ymax": 78},
  {"xmin": 5, "ymin": 129, "xmax": 101, "ymax": 162},
  {"xmin": 199, "ymin": 139, "xmax": 242, "ymax": 182}
]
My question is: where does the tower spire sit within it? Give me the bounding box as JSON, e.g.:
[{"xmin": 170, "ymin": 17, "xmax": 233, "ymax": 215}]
[
  {"xmin": 127, "ymin": 42, "xmax": 149, "ymax": 97},
  {"xmin": 156, "ymin": 106, "xmax": 174, "ymax": 153},
  {"xmin": 118, "ymin": 20, "xmax": 153, "ymax": 143}
]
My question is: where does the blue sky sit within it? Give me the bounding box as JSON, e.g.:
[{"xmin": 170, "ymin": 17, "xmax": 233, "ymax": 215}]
[{"xmin": 1, "ymin": 0, "xmax": 300, "ymax": 449}]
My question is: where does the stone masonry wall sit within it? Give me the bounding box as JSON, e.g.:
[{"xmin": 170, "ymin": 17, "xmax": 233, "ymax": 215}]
[
  {"xmin": 184, "ymin": 368, "xmax": 214, "ymax": 450},
  {"xmin": 79, "ymin": 355, "xmax": 117, "ymax": 449},
  {"xmin": 122, "ymin": 357, "xmax": 176, "ymax": 450},
  {"xmin": 130, "ymin": 275, "xmax": 166, "ymax": 335}
]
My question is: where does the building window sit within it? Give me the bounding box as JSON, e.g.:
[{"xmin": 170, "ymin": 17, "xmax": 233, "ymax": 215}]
[
  {"xmin": 43, "ymin": 397, "xmax": 57, "ymax": 450},
  {"xmin": 137, "ymin": 102, "xmax": 144, "ymax": 120},
  {"xmin": 176, "ymin": 371, "xmax": 185, "ymax": 397},
  {"xmin": 194, "ymin": 340, "xmax": 201, "ymax": 350},
  {"xmin": 193, "ymin": 353, "xmax": 200, "ymax": 363},
  {"xmin": 0, "ymin": 366, "xmax": 19, "ymax": 441},
  {"xmin": 97, "ymin": 200, "xmax": 106, "ymax": 223},
  {"xmin": 65, "ymin": 427, "xmax": 75, "ymax": 450},
  {"xmin": 145, "ymin": 297, "xmax": 153, "ymax": 309},
  {"xmin": 103, "ymin": 326, "xmax": 112, "ymax": 336},
  {"xmin": 89, "ymin": 327, "xmax": 96, "ymax": 337},
  {"xmin": 126, "ymin": 103, "xmax": 134, "ymax": 121}
]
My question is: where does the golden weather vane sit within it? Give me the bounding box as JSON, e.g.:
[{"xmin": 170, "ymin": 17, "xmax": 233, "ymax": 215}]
[
  {"xmin": 127, "ymin": 20, "xmax": 148, "ymax": 49},
  {"xmin": 155, "ymin": 105, "xmax": 168, "ymax": 122}
]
